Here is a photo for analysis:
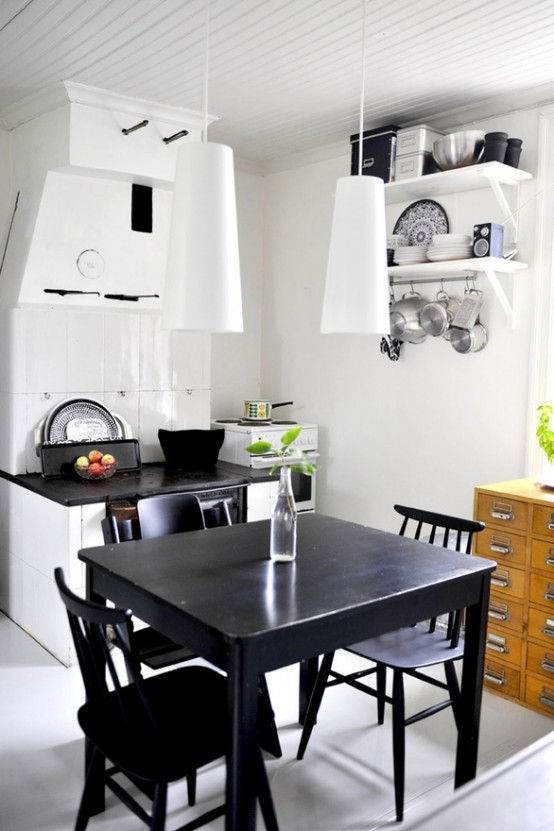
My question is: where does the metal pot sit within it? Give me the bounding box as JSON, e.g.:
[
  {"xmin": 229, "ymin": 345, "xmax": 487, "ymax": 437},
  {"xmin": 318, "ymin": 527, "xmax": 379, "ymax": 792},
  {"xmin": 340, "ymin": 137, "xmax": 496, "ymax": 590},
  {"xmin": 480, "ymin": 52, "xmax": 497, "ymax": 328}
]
[
  {"xmin": 450, "ymin": 322, "xmax": 487, "ymax": 354},
  {"xmin": 420, "ymin": 291, "xmax": 461, "ymax": 338},
  {"xmin": 243, "ymin": 400, "xmax": 294, "ymax": 421},
  {"xmin": 389, "ymin": 292, "xmax": 427, "ymax": 344}
]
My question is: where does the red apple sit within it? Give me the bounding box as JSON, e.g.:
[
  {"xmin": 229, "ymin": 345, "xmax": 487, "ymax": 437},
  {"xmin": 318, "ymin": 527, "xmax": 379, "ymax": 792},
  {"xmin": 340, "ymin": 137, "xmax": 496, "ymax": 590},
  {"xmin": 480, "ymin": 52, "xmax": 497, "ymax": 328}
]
[
  {"xmin": 100, "ymin": 453, "xmax": 115, "ymax": 466},
  {"xmin": 88, "ymin": 462, "xmax": 104, "ymax": 477},
  {"xmin": 88, "ymin": 449, "xmax": 103, "ymax": 463}
]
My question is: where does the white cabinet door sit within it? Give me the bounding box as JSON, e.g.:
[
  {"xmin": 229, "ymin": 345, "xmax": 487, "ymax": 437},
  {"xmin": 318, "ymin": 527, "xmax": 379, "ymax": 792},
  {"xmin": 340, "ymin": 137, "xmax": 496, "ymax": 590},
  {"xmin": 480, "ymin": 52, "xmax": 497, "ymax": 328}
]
[{"xmin": 247, "ymin": 481, "xmax": 278, "ymax": 522}]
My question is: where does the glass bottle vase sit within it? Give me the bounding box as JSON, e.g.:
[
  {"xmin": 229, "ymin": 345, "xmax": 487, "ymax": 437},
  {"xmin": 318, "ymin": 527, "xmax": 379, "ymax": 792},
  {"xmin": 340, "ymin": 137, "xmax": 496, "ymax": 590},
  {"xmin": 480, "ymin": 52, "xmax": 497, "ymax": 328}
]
[{"xmin": 270, "ymin": 465, "xmax": 297, "ymax": 562}]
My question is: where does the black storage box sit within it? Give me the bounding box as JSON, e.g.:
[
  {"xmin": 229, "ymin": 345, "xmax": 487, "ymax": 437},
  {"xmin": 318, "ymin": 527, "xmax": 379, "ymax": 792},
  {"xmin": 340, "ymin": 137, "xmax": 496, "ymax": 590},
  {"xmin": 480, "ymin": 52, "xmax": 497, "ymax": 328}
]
[{"xmin": 350, "ymin": 124, "xmax": 400, "ymax": 182}]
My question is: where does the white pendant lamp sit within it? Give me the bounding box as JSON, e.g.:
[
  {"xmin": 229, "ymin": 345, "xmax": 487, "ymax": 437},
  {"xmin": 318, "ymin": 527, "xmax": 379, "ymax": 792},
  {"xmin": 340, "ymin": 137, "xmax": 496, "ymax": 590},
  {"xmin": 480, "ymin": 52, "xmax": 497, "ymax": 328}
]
[
  {"xmin": 162, "ymin": 1, "xmax": 243, "ymax": 332},
  {"xmin": 320, "ymin": 0, "xmax": 390, "ymax": 335}
]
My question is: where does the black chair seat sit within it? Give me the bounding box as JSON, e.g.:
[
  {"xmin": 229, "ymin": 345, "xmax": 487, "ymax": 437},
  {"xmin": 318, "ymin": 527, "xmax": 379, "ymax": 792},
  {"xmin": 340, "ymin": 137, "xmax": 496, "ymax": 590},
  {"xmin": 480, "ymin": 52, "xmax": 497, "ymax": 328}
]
[
  {"xmin": 78, "ymin": 666, "xmax": 228, "ymax": 783},
  {"xmin": 348, "ymin": 625, "xmax": 465, "ymax": 670}
]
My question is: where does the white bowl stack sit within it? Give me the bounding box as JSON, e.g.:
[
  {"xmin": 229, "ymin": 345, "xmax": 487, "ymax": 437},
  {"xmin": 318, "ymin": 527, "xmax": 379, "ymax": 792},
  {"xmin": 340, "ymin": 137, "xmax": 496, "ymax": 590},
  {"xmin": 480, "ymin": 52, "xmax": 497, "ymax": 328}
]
[{"xmin": 426, "ymin": 233, "xmax": 473, "ymax": 262}]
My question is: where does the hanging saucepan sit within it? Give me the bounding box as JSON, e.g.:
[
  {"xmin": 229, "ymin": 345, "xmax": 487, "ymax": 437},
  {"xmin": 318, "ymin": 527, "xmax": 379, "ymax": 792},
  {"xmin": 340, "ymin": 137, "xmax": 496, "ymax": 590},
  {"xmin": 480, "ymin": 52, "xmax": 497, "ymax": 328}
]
[
  {"xmin": 389, "ymin": 292, "xmax": 427, "ymax": 344},
  {"xmin": 243, "ymin": 400, "xmax": 294, "ymax": 421}
]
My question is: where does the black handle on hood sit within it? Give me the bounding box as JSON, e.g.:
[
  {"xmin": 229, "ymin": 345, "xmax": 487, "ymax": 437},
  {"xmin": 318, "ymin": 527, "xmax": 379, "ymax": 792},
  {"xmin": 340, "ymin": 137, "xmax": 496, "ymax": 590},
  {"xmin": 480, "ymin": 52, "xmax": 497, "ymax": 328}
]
[
  {"xmin": 271, "ymin": 401, "xmax": 294, "ymax": 409},
  {"xmin": 104, "ymin": 294, "xmax": 160, "ymax": 302},
  {"xmin": 44, "ymin": 289, "xmax": 101, "ymax": 296}
]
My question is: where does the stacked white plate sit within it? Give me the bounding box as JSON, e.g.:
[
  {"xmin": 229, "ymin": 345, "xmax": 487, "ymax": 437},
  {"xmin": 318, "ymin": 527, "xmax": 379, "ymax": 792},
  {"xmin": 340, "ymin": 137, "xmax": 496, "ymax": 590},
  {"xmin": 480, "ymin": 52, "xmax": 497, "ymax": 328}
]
[
  {"xmin": 393, "ymin": 245, "xmax": 429, "ymax": 265},
  {"xmin": 426, "ymin": 233, "xmax": 473, "ymax": 262}
]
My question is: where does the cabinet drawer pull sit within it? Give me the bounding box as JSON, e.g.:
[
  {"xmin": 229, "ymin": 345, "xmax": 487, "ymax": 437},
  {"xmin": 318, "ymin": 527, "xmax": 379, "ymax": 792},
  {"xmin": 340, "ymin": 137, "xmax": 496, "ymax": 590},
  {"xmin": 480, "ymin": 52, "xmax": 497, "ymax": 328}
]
[
  {"xmin": 489, "ymin": 610, "xmax": 508, "ymax": 621},
  {"xmin": 486, "ymin": 641, "xmax": 509, "ymax": 654},
  {"xmin": 538, "ymin": 693, "xmax": 554, "ymax": 708},
  {"xmin": 544, "ymin": 592, "xmax": 554, "ymax": 603},
  {"xmin": 490, "ymin": 510, "xmax": 514, "ymax": 521},
  {"xmin": 546, "ymin": 557, "xmax": 554, "ymax": 567},
  {"xmin": 489, "ymin": 535, "xmax": 513, "ymax": 555},
  {"xmin": 541, "ymin": 626, "xmax": 554, "ymax": 638},
  {"xmin": 548, "ymin": 524, "xmax": 554, "ymax": 531},
  {"xmin": 491, "ymin": 576, "xmax": 512, "ymax": 588},
  {"xmin": 484, "ymin": 672, "xmax": 506, "ymax": 686},
  {"xmin": 540, "ymin": 659, "xmax": 554, "ymax": 673}
]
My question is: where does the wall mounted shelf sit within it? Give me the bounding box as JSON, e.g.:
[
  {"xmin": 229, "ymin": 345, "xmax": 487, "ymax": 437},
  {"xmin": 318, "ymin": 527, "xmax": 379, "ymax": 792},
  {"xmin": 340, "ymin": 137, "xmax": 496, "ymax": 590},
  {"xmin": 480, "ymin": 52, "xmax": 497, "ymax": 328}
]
[{"xmin": 386, "ymin": 163, "xmax": 533, "ymax": 329}]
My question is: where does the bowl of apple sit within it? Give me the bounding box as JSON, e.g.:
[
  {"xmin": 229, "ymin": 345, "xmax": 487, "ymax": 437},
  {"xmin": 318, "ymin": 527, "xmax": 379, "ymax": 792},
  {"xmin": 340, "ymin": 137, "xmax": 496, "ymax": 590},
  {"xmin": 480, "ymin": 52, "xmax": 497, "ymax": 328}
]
[{"xmin": 74, "ymin": 449, "xmax": 117, "ymax": 480}]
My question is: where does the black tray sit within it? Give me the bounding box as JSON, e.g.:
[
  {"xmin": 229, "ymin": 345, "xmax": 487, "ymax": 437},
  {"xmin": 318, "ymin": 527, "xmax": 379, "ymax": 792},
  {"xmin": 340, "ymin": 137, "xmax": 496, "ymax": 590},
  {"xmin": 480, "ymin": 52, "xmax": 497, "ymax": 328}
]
[{"xmin": 40, "ymin": 439, "xmax": 141, "ymax": 479}]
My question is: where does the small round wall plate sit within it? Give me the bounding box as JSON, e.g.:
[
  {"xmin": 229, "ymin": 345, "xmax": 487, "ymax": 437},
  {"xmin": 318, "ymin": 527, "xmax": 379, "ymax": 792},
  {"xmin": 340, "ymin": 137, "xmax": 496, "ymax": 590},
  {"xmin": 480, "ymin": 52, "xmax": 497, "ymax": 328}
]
[{"xmin": 76, "ymin": 249, "xmax": 105, "ymax": 279}]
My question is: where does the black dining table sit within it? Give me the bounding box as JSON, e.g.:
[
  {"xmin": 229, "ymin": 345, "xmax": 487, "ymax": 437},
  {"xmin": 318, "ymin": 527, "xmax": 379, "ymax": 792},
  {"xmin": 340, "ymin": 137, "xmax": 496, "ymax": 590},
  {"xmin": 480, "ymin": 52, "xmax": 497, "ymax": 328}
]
[{"xmin": 79, "ymin": 512, "xmax": 495, "ymax": 831}]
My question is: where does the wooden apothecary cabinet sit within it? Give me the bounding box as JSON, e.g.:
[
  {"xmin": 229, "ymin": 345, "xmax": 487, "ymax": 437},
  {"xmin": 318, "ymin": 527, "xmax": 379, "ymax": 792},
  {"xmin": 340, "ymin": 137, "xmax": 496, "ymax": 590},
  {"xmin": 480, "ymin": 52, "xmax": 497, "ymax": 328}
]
[{"xmin": 474, "ymin": 478, "xmax": 554, "ymax": 717}]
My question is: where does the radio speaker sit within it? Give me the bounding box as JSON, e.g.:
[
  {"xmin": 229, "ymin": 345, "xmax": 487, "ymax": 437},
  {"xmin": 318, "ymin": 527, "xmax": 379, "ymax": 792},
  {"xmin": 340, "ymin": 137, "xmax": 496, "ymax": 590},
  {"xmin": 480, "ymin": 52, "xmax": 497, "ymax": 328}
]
[{"xmin": 473, "ymin": 222, "xmax": 504, "ymax": 258}]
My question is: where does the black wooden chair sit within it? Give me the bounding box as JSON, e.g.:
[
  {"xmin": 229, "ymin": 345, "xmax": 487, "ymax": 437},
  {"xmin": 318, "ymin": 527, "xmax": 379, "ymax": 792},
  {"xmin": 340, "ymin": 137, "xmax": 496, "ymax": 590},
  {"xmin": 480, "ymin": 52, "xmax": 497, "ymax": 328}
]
[
  {"xmin": 101, "ymin": 493, "xmax": 282, "ymax": 759},
  {"xmin": 296, "ymin": 504, "xmax": 485, "ymax": 822},
  {"xmin": 55, "ymin": 567, "xmax": 279, "ymax": 831},
  {"xmin": 101, "ymin": 493, "xmax": 207, "ymax": 670}
]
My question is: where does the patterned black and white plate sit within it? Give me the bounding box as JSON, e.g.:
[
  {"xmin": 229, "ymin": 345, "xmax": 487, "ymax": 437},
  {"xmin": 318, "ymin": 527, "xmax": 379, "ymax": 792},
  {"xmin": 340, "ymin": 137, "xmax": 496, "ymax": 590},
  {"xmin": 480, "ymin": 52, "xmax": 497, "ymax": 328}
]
[{"xmin": 393, "ymin": 199, "xmax": 449, "ymax": 246}]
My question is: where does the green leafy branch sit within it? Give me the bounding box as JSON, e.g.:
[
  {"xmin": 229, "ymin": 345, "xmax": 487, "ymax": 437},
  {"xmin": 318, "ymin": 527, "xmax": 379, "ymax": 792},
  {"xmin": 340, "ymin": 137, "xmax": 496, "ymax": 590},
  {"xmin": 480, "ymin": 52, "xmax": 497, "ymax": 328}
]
[
  {"xmin": 537, "ymin": 402, "xmax": 554, "ymax": 464},
  {"xmin": 245, "ymin": 425, "xmax": 317, "ymax": 476}
]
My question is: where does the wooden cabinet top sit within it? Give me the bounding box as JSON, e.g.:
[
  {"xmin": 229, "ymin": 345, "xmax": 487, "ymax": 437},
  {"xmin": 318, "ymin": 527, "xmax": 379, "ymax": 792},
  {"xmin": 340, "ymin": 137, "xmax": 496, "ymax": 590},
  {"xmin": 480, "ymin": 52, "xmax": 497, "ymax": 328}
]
[{"xmin": 476, "ymin": 477, "xmax": 554, "ymax": 506}]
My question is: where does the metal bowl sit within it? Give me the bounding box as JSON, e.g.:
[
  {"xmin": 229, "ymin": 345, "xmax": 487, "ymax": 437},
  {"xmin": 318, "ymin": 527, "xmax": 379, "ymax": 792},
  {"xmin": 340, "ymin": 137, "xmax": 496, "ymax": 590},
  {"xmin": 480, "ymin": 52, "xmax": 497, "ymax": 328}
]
[{"xmin": 432, "ymin": 131, "xmax": 485, "ymax": 171}]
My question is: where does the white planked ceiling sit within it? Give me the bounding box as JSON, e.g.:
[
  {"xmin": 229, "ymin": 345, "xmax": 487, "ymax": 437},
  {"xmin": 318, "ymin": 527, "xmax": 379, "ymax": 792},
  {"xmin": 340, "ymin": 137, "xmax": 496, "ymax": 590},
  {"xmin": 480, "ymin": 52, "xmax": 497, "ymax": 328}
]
[{"xmin": 1, "ymin": 0, "xmax": 554, "ymax": 164}]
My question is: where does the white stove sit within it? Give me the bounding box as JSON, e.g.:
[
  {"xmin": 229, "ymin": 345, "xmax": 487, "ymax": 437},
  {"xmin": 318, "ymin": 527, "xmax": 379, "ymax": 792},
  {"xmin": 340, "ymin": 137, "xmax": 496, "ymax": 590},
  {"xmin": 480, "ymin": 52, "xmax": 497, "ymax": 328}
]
[{"xmin": 211, "ymin": 420, "xmax": 318, "ymax": 469}]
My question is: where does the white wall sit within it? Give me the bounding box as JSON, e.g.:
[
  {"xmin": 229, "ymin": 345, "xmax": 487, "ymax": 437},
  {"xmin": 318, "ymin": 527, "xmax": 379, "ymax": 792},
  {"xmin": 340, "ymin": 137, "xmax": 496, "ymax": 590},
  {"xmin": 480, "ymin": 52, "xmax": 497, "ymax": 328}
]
[{"xmin": 257, "ymin": 109, "xmax": 543, "ymax": 532}]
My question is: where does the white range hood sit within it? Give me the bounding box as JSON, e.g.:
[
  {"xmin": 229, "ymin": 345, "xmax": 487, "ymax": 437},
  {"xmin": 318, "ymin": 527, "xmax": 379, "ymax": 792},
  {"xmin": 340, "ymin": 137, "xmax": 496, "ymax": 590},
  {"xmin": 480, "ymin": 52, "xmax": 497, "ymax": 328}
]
[{"xmin": 0, "ymin": 82, "xmax": 208, "ymax": 312}]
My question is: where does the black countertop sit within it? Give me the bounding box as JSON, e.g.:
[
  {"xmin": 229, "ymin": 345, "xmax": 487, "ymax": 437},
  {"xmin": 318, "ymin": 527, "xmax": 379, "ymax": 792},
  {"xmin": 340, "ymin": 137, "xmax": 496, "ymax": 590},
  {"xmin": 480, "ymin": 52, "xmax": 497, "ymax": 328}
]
[{"xmin": 1, "ymin": 462, "xmax": 275, "ymax": 507}]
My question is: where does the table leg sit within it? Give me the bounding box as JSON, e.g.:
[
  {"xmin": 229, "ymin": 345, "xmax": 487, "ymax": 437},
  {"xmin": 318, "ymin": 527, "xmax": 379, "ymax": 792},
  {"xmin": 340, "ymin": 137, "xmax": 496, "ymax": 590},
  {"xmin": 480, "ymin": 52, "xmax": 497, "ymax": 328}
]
[
  {"xmin": 84, "ymin": 565, "xmax": 107, "ymax": 816},
  {"xmin": 226, "ymin": 649, "xmax": 260, "ymax": 831},
  {"xmin": 299, "ymin": 657, "xmax": 319, "ymax": 724},
  {"xmin": 455, "ymin": 574, "xmax": 491, "ymax": 788}
]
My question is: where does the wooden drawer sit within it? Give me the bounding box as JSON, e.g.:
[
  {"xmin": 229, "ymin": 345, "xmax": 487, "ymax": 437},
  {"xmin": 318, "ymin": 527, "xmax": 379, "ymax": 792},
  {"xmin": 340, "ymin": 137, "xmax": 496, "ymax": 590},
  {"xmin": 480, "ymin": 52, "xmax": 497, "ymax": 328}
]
[
  {"xmin": 532, "ymin": 504, "xmax": 554, "ymax": 540},
  {"xmin": 526, "ymin": 641, "xmax": 554, "ymax": 681},
  {"xmin": 528, "ymin": 606, "xmax": 554, "ymax": 646},
  {"xmin": 483, "ymin": 659, "xmax": 520, "ymax": 698},
  {"xmin": 529, "ymin": 573, "xmax": 554, "ymax": 610},
  {"xmin": 531, "ymin": 538, "xmax": 554, "ymax": 575},
  {"xmin": 525, "ymin": 675, "xmax": 554, "ymax": 717},
  {"xmin": 489, "ymin": 564, "xmax": 526, "ymax": 601},
  {"xmin": 485, "ymin": 626, "xmax": 523, "ymax": 668},
  {"xmin": 475, "ymin": 492, "xmax": 529, "ymax": 532},
  {"xmin": 488, "ymin": 593, "xmax": 525, "ymax": 634},
  {"xmin": 475, "ymin": 527, "xmax": 528, "ymax": 568}
]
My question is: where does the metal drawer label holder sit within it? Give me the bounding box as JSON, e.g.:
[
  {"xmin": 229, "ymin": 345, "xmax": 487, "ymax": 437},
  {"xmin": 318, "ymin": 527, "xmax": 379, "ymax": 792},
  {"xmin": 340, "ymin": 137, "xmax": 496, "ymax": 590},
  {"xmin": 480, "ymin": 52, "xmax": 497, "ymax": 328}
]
[
  {"xmin": 490, "ymin": 501, "xmax": 515, "ymax": 521},
  {"xmin": 488, "ymin": 600, "xmax": 510, "ymax": 621},
  {"xmin": 541, "ymin": 617, "xmax": 554, "ymax": 638},
  {"xmin": 540, "ymin": 651, "xmax": 554, "ymax": 674},
  {"xmin": 484, "ymin": 664, "xmax": 507, "ymax": 686},
  {"xmin": 544, "ymin": 582, "xmax": 554, "ymax": 603},
  {"xmin": 489, "ymin": 534, "xmax": 513, "ymax": 555},
  {"xmin": 486, "ymin": 632, "xmax": 509, "ymax": 654},
  {"xmin": 538, "ymin": 686, "xmax": 554, "ymax": 709},
  {"xmin": 491, "ymin": 568, "xmax": 512, "ymax": 589}
]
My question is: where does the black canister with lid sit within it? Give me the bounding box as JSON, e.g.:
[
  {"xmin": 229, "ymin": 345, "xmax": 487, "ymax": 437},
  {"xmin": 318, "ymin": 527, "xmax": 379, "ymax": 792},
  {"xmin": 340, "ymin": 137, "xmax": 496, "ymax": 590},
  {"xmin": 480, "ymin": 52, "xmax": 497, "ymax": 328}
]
[
  {"xmin": 483, "ymin": 132, "xmax": 509, "ymax": 163},
  {"xmin": 504, "ymin": 138, "xmax": 523, "ymax": 168}
]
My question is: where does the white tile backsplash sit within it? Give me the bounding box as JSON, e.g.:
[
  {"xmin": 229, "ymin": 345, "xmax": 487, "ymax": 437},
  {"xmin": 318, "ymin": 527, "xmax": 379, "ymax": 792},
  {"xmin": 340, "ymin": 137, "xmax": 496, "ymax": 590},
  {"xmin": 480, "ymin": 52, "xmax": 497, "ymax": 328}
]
[
  {"xmin": 104, "ymin": 312, "xmax": 140, "ymax": 391},
  {"xmin": 1, "ymin": 309, "xmax": 210, "ymax": 473},
  {"xmin": 67, "ymin": 312, "xmax": 105, "ymax": 392},
  {"xmin": 25, "ymin": 308, "xmax": 68, "ymax": 393},
  {"xmin": 139, "ymin": 314, "xmax": 172, "ymax": 390}
]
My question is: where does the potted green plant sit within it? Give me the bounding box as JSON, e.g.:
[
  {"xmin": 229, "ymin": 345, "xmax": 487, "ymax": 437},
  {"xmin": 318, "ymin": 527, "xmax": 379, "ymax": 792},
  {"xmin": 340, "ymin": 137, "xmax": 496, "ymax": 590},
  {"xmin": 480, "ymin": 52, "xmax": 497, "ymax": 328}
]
[
  {"xmin": 246, "ymin": 426, "xmax": 316, "ymax": 562},
  {"xmin": 536, "ymin": 402, "xmax": 554, "ymax": 486}
]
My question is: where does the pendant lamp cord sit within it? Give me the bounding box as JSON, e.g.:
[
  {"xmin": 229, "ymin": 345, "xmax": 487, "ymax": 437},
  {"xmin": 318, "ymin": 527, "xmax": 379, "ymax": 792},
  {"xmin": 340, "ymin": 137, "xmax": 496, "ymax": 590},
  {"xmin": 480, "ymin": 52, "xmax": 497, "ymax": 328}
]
[
  {"xmin": 357, "ymin": 0, "xmax": 369, "ymax": 176},
  {"xmin": 202, "ymin": 0, "xmax": 209, "ymax": 142}
]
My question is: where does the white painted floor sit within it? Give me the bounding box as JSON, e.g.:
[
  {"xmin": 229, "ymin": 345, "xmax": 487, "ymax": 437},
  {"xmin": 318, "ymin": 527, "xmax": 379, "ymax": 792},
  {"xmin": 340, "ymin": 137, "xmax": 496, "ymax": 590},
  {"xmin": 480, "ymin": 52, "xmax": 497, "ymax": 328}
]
[{"xmin": 1, "ymin": 612, "xmax": 552, "ymax": 831}]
